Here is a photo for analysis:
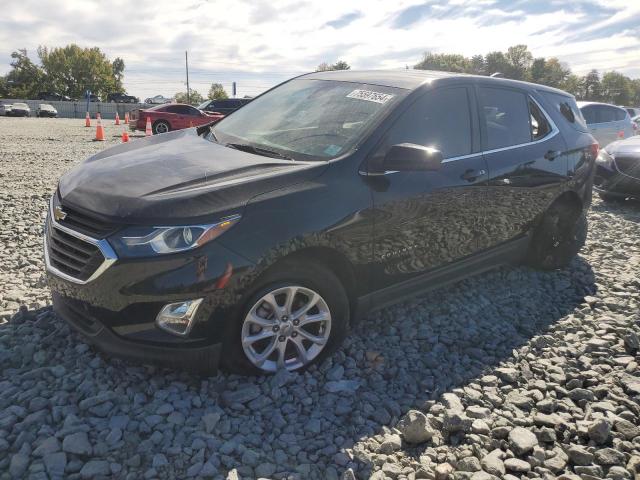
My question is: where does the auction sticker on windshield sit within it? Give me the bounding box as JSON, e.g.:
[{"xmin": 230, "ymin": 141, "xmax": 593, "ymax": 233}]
[{"xmin": 346, "ymin": 89, "xmax": 394, "ymax": 104}]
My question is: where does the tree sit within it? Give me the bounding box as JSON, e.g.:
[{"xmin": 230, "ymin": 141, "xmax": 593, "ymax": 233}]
[
  {"xmin": 4, "ymin": 49, "xmax": 45, "ymax": 98},
  {"xmin": 583, "ymin": 70, "xmax": 602, "ymax": 101},
  {"xmin": 175, "ymin": 90, "xmax": 204, "ymax": 105},
  {"xmin": 316, "ymin": 60, "xmax": 351, "ymax": 71},
  {"xmin": 504, "ymin": 45, "xmax": 533, "ymax": 80},
  {"xmin": 562, "ymin": 74, "xmax": 583, "ymax": 98},
  {"xmin": 415, "ymin": 52, "xmax": 470, "ymax": 73},
  {"xmin": 528, "ymin": 57, "xmax": 569, "ymax": 88},
  {"xmin": 112, "ymin": 57, "xmax": 125, "ymax": 92},
  {"xmin": 600, "ymin": 71, "xmax": 634, "ymax": 105},
  {"xmin": 469, "ymin": 55, "xmax": 486, "ymax": 75},
  {"xmin": 208, "ymin": 83, "xmax": 228, "ymax": 100},
  {"xmin": 37, "ymin": 45, "xmax": 124, "ymax": 99}
]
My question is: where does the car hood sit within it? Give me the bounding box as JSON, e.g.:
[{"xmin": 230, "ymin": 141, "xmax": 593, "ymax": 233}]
[
  {"xmin": 58, "ymin": 129, "xmax": 327, "ymax": 224},
  {"xmin": 606, "ymin": 137, "xmax": 640, "ymax": 157}
]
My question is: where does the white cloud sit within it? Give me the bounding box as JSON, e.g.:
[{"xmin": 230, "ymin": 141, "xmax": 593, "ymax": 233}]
[{"xmin": 0, "ymin": 0, "xmax": 638, "ymax": 98}]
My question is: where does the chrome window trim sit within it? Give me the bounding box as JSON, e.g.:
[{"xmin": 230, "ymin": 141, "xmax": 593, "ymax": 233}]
[{"xmin": 43, "ymin": 197, "xmax": 118, "ymax": 285}]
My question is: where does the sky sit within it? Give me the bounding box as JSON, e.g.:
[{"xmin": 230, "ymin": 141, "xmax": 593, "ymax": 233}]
[{"xmin": 1, "ymin": 0, "xmax": 639, "ymax": 99}]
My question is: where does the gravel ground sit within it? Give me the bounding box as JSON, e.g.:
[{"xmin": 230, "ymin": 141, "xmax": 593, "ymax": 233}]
[{"xmin": 1, "ymin": 117, "xmax": 639, "ymax": 480}]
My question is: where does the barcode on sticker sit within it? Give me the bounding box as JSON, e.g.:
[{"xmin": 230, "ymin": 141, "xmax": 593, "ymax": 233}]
[{"xmin": 346, "ymin": 89, "xmax": 394, "ymax": 104}]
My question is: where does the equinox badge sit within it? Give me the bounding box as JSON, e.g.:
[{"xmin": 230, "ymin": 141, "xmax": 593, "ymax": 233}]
[{"xmin": 53, "ymin": 205, "xmax": 67, "ymax": 222}]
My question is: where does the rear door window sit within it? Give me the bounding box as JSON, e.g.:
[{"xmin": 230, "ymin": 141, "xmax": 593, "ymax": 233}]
[
  {"xmin": 595, "ymin": 106, "xmax": 616, "ymax": 123},
  {"xmin": 529, "ymin": 99, "xmax": 552, "ymax": 140},
  {"xmin": 612, "ymin": 107, "xmax": 626, "ymax": 121},
  {"xmin": 478, "ymin": 87, "xmax": 531, "ymax": 150}
]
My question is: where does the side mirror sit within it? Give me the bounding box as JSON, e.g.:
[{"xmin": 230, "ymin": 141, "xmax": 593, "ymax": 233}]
[{"xmin": 383, "ymin": 143, "xmax": 444, "ymax": 172}]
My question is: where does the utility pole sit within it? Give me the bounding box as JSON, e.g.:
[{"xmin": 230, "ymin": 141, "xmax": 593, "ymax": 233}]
[{"xmin": 185, "ymin": 51, "xmax": 190, "ymax": 104}]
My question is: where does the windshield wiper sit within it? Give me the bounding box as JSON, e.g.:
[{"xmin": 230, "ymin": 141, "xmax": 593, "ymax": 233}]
[{"xmin": 225, "ymin": 143, "xmax": 293, "ymax": 161}]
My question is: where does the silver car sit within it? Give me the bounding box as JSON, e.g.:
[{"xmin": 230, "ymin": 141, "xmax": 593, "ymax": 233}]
[{"xmin": 577, "ymin": 101, "xmax": 634, "ymax": 147}]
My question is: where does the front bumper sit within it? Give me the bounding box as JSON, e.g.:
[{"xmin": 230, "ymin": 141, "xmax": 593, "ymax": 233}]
[
  {"xmin": 594, "ymin": 164, "xmax": 640, "ymax": 197},
  {"xmin": 53, "ymin": 292, "xmax": 221, "ymax": 372},
  {"xmin": 45, "ymin": 216, "xmax": 256, "ymax": 372}
]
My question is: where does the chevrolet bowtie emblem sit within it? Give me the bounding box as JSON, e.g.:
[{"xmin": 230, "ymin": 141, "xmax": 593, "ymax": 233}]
[{"xmin": 53, "ymin": 205, "xmax": 67, "ymax": 222}]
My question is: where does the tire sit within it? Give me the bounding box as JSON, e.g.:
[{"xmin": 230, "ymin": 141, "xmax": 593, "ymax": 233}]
[
  {"xmin": 599, "ymin": 192, "xmax": 626, "ymax": 203},
  {"xmin": 526, "ymin": 202, "xmax": 587, "ymax": 270},
  {"xmin": 152, "ymin": 120, "xmax": 170, "ymax": 135},
  {"xmin": 220, "ymin": 260, "xmax": 350, "ymax": 375}
]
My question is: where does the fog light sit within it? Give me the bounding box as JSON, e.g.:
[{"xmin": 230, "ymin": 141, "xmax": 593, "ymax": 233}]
[{"xmin": 156, "ymin": 299, "xmax": 203, "ymax": 337}]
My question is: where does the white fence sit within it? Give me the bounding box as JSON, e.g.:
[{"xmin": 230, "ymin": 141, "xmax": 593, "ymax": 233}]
[{"xmin": 0, "ymin": 99, "xmax": 149, "ymax": 119}]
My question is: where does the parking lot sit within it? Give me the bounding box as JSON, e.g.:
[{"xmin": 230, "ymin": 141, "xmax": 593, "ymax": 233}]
[{"xmin": 1, "ymin": 117, "xmax": 640, "ymax": 479}]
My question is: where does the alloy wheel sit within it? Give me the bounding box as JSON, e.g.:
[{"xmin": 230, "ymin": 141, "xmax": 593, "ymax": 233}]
[{"xmin": 241, "ymin": 285, "xmax": 332, "ymax": 372}]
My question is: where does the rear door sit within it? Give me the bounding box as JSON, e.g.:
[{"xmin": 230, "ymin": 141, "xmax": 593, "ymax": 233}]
[
  {"xmin": 368, "ymin": 85, "xmax": 488, "ymax": 291},
  {"xmin": 478, "ymin": 85, "xmax": 568, "ymax": 247}
]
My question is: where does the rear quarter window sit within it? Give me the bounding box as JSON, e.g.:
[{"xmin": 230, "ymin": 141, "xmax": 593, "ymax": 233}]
[{"xmin": 540, "ymin": 91, "xmax": 589, "ymax": 133}]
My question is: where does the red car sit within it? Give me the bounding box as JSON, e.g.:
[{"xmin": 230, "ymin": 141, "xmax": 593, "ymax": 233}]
[{"xmin": 129, "ymin": 103, "xmax": 224, "ymax": 134}]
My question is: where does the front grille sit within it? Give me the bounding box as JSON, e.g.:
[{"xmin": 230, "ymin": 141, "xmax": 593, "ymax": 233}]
[
  {"xmin": 615, "ymin": 156, "xmax": 640, "ymax": 179},
  {"xmin": 46, "ymin": 221, "xmax": 105, "ymax": 282},
  {"xmin": 53, "ymin": 195, "xmax": 119, "ymax": 239}
]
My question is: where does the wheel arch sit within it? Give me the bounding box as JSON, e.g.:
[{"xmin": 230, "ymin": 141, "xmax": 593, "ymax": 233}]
[{"xmin": 257, "ymin": 246, "xmax": 359, "ymax": 319}]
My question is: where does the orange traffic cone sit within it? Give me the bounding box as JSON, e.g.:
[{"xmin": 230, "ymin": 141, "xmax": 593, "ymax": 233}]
[
  {"xmin": 189, "ymin": 119, "xmax": 194, "ymax": 128},
  {"xmin": 121, "ymin": 129, "xmax": 129, "ymax": 143},
  {"xmin": 94, "ymin": 117, "xmax": 105, "ymax": 141},
  {"xmin": 115, "ymin": 112, "xmax": 120, "ymax": 125},
  {"xmin": 145, "ymin": 117, "xmax": 152, "ymax": 136},
  {"xmin": 85, "ymin": 112, "xmax": 91, "ymax": 127},
  {"xmin": 124, "ymin": 112, "xmax": 129, "ymax": 124}
]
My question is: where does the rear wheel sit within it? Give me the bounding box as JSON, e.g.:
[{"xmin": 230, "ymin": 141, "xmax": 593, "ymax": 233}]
[
  {"xmin": 526, "ymin": 202, "xmax": 587, "ymax": 270},
  {"xmin": 221, "ymin": 261, "xmax": 349, "ymax": 375},
  {"xmin": 152, "ymin": 120, "xmax": 170, "ymax": 134}
]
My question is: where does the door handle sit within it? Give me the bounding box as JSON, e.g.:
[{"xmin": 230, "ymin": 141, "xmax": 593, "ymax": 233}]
[
  {"xmin": 544, "ymin": 150, "xmax": 561, "ymax": 161},
  {"xmin": 460, "ymin": 169, "xmax": 486, "ymax": 182}
]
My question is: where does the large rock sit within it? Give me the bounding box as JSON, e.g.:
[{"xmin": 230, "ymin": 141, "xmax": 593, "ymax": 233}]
[
  {"xmin": 508, "ymin": 427, "xmax": 538, "ymax": 456},
  {"xmin": 62, "ymin": 432, "xmax": 92, "ymax": 456},
  {"xmin": 588, "ymin": 418, "xmax": 611, "ymax": 444},
  {"xmin": 80, "ymin": 460, "xmax": 110, "ymax": 479},
  {"xmin": 481, "ymin": 449, "xmax": 505, "ymax": 476},
  {"xmin": 397, "ymin": 410, "xmax": 434, "ymax": 444}
]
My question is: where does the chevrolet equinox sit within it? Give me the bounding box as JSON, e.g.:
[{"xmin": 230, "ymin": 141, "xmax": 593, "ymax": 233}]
[{"xmin": 45, "ymin": 70, "xmax": 598, "ymax": 375}]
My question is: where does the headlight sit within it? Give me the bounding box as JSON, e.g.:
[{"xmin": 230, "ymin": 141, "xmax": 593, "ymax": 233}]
[
  {"xmin": 596, "ymin": 150, "xmax": 614, "ymax": 169},
  {"xmin": 111, "ymin": 214, "xmax": 241, "ymax": 257}
]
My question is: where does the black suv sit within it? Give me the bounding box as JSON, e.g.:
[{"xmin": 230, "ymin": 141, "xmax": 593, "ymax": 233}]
[
  {"xmin": 107, "ymin": 93, "xmax": 139, "ymax": 104},
  {"xmin": 45, "ymin": 70, "xmax": 597, "ymax": 375},
  {"xmin": 198, "ymin": 98, "xmax": 251, "ymax": 115},
  {"xmin": 38, "ymin": 92, "xmax": 72, "ymax": 102}
]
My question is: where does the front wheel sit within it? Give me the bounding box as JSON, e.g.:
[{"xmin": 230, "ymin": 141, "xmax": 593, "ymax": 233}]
[
  {"xmin": 526, "ymin": 202, "xmax": 587, "ymax": 270},
  {"xmin": 152, "ymin": 120, "xmax": 170, "ymax": 134},
  {"xmin": 221, "ymin": 261, "xmax": 349, "ymax": 375}
]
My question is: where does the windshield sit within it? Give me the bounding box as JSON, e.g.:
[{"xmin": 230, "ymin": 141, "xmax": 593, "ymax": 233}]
[
  {"xmin": 197, "ymin": 100, "xmax": 211, "ymax": 110},
  {"xmin": 211, "ymin": 79, "xmax": 406, "ymax": 161}
]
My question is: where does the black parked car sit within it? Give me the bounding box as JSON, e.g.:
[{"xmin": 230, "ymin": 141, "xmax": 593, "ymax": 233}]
[
  {"xmin": 38, "ymin": 92, "xmax": 72, "ymax": 101},
  {"xmin": 197, "ymin": 98, "xmax": 251, "ymax": 115},
  {"xmin": 594, "ymin": 136, "xmax": 640, "ymax": 201},
  {"xmin": 107, "ymin": 93, "xmax": 139, "ymax": 104},
  {"xmin": 45, "ymin": 70, "xmax": 598, "ymax": 375}
]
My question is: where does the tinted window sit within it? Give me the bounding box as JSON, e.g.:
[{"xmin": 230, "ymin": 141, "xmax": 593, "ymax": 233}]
[
  {"xmin": 613, "ymin": 107, "xmax": 626, "ymax": 121},
  {"xmin": 380, "ymin": 87, "xmax": 472, "ymax": 158},
  {"xmin": 540, "ymin": 92, "xmax": 589, "ymax": 132},
  {"xmin": 478, "ymin": 87, "xmax": 530, "ymax": 150},
  {"xmin": 186, "ymin": 106, "xmax": 201, "ymax": 116},
  {"xmin": 165, "ymin": 105, "xmax": 181, "ymax": 113},
  {"xmin": 581, "ymin": 105, "xmax": 596, "ymax": 124},
  {"xmin": 595, "ymin": 106, "xmax": 617, "ymax": 123},
  {"xmin": 529, "ymin": 100, "xmax": 551, "ymax": 140}
]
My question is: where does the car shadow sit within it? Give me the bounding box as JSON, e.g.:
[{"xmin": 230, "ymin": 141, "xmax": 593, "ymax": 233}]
[{"xmin": 9, "ymin": 255, "xmax": 596, "ymax": 479}]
